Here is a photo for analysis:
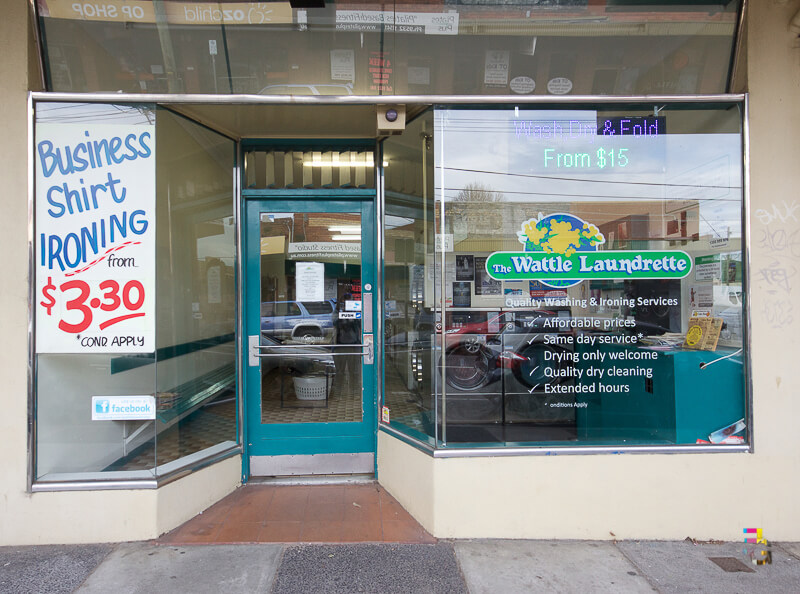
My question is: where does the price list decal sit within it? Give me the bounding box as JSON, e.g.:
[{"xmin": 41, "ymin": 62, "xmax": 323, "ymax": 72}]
[{"xmin": 35, "ymin": 104, "xmax": 155, "ymax": 353}]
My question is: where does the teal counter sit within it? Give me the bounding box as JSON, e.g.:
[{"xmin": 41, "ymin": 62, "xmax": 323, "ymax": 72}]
[{"xmin": 574, "ymin": 343, "xmax": 745, "ymax": 444}]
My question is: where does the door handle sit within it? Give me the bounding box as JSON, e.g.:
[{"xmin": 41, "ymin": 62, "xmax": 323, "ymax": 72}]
[
  {"xmin": 248, "ymin": 335, "xmax": 260, "ymax": 367},
  {"xmin": 250, "ymin": 340, "xmax": 374, "ymax": 359}
]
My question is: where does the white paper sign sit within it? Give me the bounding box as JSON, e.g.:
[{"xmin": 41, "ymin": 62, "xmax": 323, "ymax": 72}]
[
  {"xmin": 35, "ymin": 103, "xmax": 156, "ymax": 353},
  {"xmin": 345, "ymin": 300, "xmax": 362, "ymax": 312},
  {"xmin": 408, "ymin": 66, "xmax": 430, "ymax": 85},
  {"xmin": 484, "ymin": 51, "xmax": 510, "ymax": 86},
  {"xmin": 295, "ymin": 262, "xmax": 325, "ymax": 302},
  {"xmin": 207, "ymin": 265, "xmax": 222, "ymax": 304},
  {"xmin": 330, "ymin": 49, "xmax": 355, "ymax": 81},
  {"xmin": 709, "ymin": 236, "xmax": 730, "ymax": 249},
  {"xmin": 695, "ymin": 255, "xmax": 721, "ymax": 281},
  {"xmin": 434, "ymin": 234, "xmax": 454, "ymax": 252},
  {"xmin": 92, "ymin": 395, "xmax": 156, "ymax": 420}
]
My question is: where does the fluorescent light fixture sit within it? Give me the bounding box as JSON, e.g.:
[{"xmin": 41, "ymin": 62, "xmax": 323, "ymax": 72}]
[
  {"xmin": 304, "ymin": 161, "xmax": 375, "ymax": 167},
  {"xmin": 328, "ymin": 225, "xmax": 361, "ymax": 233},
  {"xmin": 331, "ymin": 234, "xmax": 361, "ymax": 241},
  {"xmin": 304, "ymin": 155, "xmax": 375, "ymax": 167}
]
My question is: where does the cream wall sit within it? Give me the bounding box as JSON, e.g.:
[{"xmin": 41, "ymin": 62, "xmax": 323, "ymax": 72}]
[
  {"xmin": 0, "ymin": 4, "xmax": 240, "ymax": 546},
  {"xmin": 379, "ymin": 1, "xmax": 800, "ymax": 541}
]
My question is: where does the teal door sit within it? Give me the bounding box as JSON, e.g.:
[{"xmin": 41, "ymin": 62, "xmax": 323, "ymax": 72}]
[{"xmin": 244, "ymin": 196, "xmax": 377, "ymax": 476}]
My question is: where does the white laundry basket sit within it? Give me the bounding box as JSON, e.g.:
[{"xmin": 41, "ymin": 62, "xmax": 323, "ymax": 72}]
[{"xmin": 293, "ymin": 376, "xmax": 330, "ymax": 401}]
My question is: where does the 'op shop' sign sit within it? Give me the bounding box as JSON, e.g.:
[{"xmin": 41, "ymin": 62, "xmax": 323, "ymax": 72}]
[{"xmin": 35, "ymin": 103, "xmax": 155, "ymax": 353}]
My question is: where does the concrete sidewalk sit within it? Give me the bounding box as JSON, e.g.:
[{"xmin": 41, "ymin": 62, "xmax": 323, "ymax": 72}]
[{"xmin": 1, "ymin": 539, "xmax": 798, "ymax": 593}]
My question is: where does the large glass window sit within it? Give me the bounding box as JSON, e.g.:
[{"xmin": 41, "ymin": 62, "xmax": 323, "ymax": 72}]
[
  {"xmin": 383, "ymin": 110, "xmax": 437, "ymax": 445},
  {"xmin": 37, "ymin": 1, "xmax": 740, "ymax": 96},
  {"xmin": 33, "ymin": 102, "xmax": 237, "ymax": 483},
  {"xmin": 383, "ymin": 103, "xmax": 747, "ymax": 449}
]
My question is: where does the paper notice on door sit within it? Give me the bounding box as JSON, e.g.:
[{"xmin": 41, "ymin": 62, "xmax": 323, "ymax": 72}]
[{"xmin": 296, "ymin": 262, "xmax": 325, "ymax": 302}]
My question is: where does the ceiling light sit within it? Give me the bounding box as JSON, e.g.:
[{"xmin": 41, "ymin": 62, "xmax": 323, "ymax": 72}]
[
  {"xmin": 331, "ymin": 234, "xmax": 361, "ymax": 241},
  {"xmin": 304, "ymin": 158, "xmax": 375, "ymax": 168},
  {"xmin": 328, "ymin": 225, "xmax": 361, "ymax": 233}
]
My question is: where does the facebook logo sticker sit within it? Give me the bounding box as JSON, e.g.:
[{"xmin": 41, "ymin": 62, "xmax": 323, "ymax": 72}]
[{"xmin": 92, "ymin": 395, "xmax": 156, "ymax": 420}]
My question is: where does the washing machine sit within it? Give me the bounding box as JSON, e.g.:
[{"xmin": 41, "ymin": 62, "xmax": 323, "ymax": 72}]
[
  {"xmin": 432, "ymin": 310, "xmax": 506, "ymax": 427},
  {"xmin": 500, "ymin": 309, "xmax": 577, "ymax": 426}
]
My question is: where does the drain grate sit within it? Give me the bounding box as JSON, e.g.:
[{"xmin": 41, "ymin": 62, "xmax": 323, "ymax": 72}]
[{"xmin": 708, "ymin": 557, "xmax": 756, "ymax": 573}]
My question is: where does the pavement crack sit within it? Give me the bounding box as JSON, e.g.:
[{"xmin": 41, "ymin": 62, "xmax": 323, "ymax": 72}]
[{"xmin": 613, "ymin": 541, "xmax": 663, "ymax": 594}]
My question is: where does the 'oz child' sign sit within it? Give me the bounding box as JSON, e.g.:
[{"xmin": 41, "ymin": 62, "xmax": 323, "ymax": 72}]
[{"xmin": 35, "ymin": 103, "xmax": 155, "ymax": 353}]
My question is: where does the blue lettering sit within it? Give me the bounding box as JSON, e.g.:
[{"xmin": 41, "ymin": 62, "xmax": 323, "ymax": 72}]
[
  {"xmin": 63, "ymin": 233, "xmax": 82, "ymax": 268},
  {"xmin": 37, "ymin": 141, "xmax": 58, "ymax": 177},
  {"xmin": 80, "ymin": 222, "xmax": 98, "ymax": 256},
  {"xmin": 107, "ymin": 173, "xmax": 126, "ymax": 203},
  {"xmin": 110, "ymin": 212, "xmax": 127, "ymax": 242},
  {"xmin": 63, "ymin": 182, "xmax": 84, "ymax": 215},
  {"xmin": 46, "ymin": 185, "xmax": 66, "ymax": 218},
  {"xmin": 48, "ymin": 234, "xmax": 65, "ymax": 271},
  {"xmin": 72, "ymin": 143, "xmax": 88, "ymax": 171},
  {"xmin": 129, "ymin": 210, "xmax": 148, "ymax": 235},
  {"xmin": 93, "ymin": 138, "xmax": 111, "ymax": 168},
  {"xmin": 109, "ymin": 136, "xmax": 124, "ymax": 164},
  {"xmin": 124, "ymin": 134, "xmax": 139, "ymax": 160},
  {"xmin": 90, "ymin": 182, "xmax": 107, "ymax": 209},
  {"xmin": 138, "ymin": 132, "xmax": 152, "ymax": 158}
]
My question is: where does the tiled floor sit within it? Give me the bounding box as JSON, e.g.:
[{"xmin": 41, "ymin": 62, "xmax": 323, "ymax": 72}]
[
  {"xmin": 159, "ymin": 483, "xmax": 436, "ymax": 545},
  {"xmin": 261, "ymin": 369, "xmax": 362, "ymax": 424},
  {"xmin": 114, "ymin": 399, "xmax": 236, "ymax": 471}
]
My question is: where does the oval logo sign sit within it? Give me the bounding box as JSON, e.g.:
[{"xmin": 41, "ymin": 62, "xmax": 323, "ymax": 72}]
[
  {"xmin": 547, "ymin": 77, "xmax": 573, "ymax": 95},
  {"xmin": 510, "ymin": 76, "xmax": 535, "ymax": 94}
]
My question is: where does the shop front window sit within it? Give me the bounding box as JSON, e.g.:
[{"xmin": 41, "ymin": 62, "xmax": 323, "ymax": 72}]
[
  {"xmin": 37, "ymin": 1, "xmax": 740, "ymax": 96},
  {"xmin": 33, "ymin": 102, "xmax": 237, "ymax": 484},
  {"xmin": 383, "ymin": 103, "xmax": 747, "ymax": 449},
  {"xmin": 383, "ymin": 110, "xmax": 438, "ymax": 445}
]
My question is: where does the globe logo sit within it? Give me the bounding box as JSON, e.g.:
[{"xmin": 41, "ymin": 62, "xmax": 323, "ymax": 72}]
[{"xmin": 517, "ymin": 213, "xmax": 605, "ymax": 288}]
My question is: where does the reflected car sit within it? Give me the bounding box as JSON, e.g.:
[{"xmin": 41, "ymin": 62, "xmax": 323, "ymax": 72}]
[
  {"xmin": 260, "ymin": 300, "xmax": 336, "ymax": 344},
  {"xmin": 258, "ymin": 83, "xmax": 355, "ymax": 96},
  {"xmin": 259, "ymin": 334, "xmax": 335, "ymax": 377}
]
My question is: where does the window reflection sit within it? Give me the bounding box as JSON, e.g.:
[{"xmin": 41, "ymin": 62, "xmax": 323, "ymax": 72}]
[
  {"xmin": 432, "ymin": 106, "xmax": 745, "ymax": 446},
  {"xmin": 382, "ymin": 104, "xmax": 746, "ymax": 449},
  {"xmin": 38, "ymin": 1, "xmax": 740, "ymax": 95}
]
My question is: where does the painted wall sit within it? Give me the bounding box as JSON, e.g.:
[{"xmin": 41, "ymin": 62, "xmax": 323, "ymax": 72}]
[{"xmin": 379, "ymin": 2, "xmax": 800, "ymax": 541}]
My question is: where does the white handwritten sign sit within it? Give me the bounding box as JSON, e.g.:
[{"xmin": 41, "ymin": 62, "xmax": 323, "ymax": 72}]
[{"xmin": 35, "ymin": 103, "xmax": 156, "ymax": 353}]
